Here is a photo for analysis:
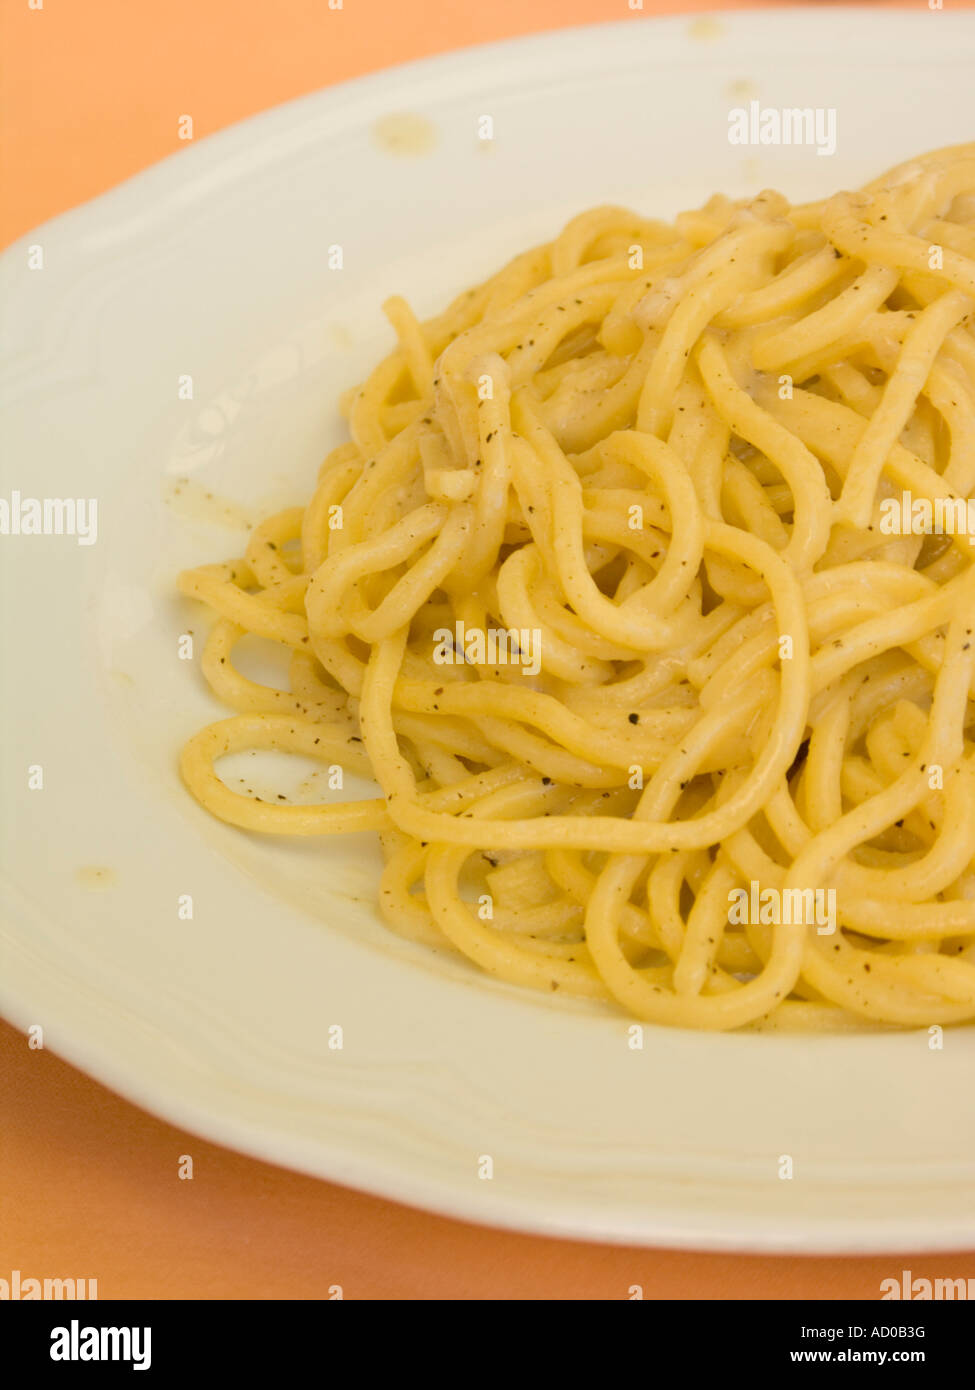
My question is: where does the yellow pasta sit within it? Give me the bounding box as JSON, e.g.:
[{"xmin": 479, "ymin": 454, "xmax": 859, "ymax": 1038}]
[{"xmin": 179, "ymin": 143, "xmax": 975, "ymax": 1031}]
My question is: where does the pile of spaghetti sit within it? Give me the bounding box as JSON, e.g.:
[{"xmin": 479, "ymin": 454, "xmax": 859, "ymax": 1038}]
[{"xmin": 180, "ymin": 143, "xmax": 975, "ymax": 1031}]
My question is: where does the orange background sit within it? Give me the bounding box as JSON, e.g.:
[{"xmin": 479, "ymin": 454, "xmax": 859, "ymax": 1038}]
[{"xmin": 2, "ymin": 0, "xmax": 974, "ymax": 1300}]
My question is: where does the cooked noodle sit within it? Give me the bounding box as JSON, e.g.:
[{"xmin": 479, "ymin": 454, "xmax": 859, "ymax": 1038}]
[{"xmin": 179, "ymin": 143, "xmax": 975, "ymax": 1031}]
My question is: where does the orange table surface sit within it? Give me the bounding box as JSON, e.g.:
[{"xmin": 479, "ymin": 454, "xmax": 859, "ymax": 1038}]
[{"xmin": 2, "ymin": 0, "xmax": 974, "ymax": 1300}]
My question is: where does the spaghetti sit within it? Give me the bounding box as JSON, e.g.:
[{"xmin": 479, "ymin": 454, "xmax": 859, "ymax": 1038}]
[{"xmin": 179, "ymin": 143, "xmax": 975, "ymax": 1031}]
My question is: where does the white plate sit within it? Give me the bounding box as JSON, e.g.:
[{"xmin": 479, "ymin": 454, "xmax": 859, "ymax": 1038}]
[{"xmin": 3, "ymin": 9, "xmax": 975, "ymax": 1253}]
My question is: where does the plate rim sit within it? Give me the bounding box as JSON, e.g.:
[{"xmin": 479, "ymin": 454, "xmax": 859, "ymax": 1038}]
[{"xmin": 5, "ymin": 6, "xmax": 975, "ymax": 258}]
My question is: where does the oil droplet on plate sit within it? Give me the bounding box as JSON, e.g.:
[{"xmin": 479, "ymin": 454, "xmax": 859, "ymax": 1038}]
[
  {"xmin": 163, "ymin": 476, "xmax": 252, "ymax": 530},
  {"xmin": 689, "ymin": 17, "xmax": 724, "ymax": 42},
  {"xmin": 77, "ymin": 866, "xmax": 117, "ymax": 890},
  {"xmin": 328, "ymin": 323, "xmax": 355, "ymax": 351},
  {"xmin": 372, "ymin": 112, "xmax": 437, "ymax": 157}
]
